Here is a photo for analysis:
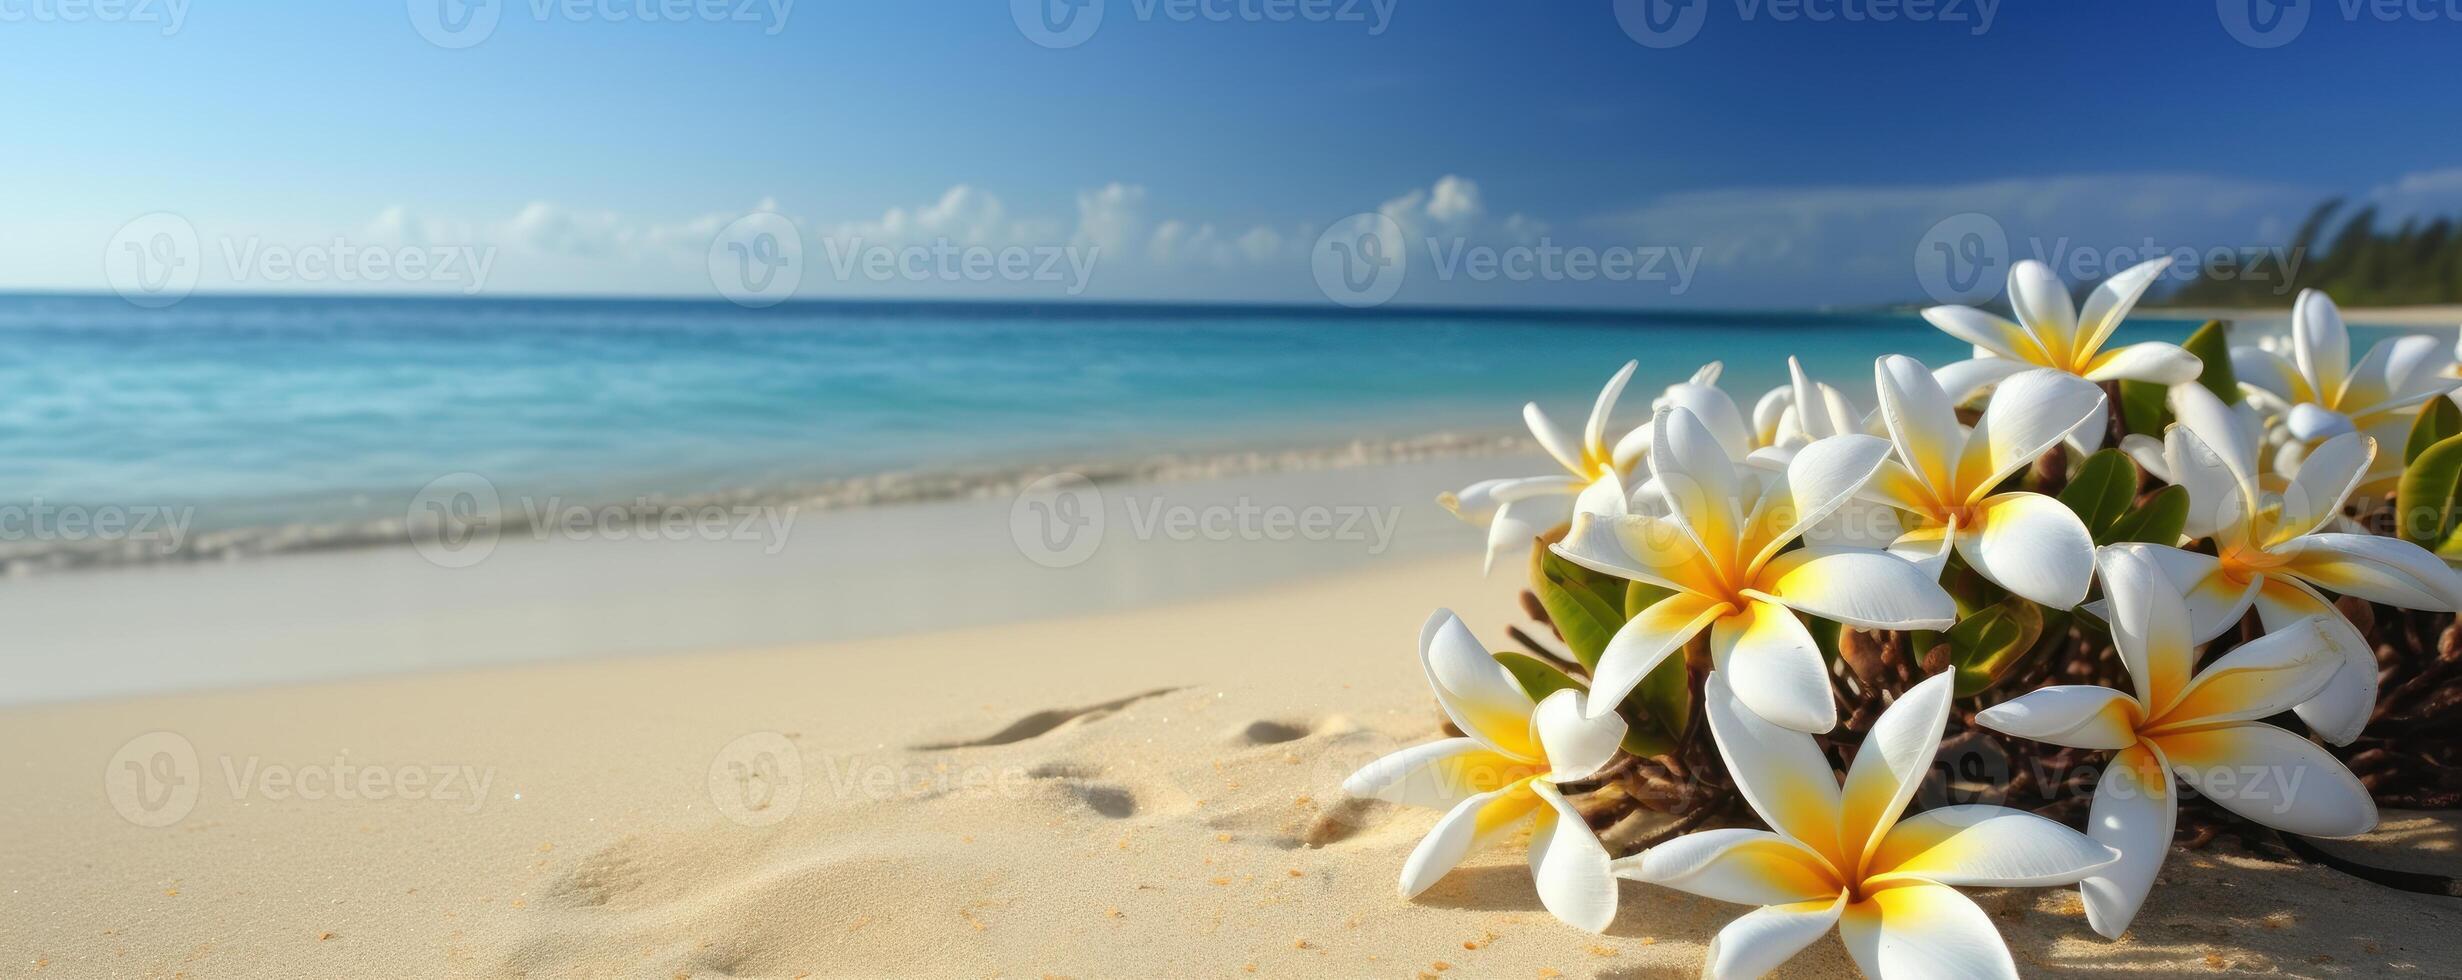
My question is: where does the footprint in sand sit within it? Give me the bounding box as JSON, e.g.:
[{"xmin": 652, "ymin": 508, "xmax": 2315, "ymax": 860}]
[{"xmin": 912, "ymin": 686, "xmax": 1183, "ymax": 750}]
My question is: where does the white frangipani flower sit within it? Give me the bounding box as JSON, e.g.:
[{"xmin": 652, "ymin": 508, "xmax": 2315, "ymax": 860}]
[
  {"xmin": 1733, "ymin": 357, "xmax": 1875, "ymax": 470},
  {"xmin": 2230, "ymin": 289, "xmax": 2458, "ymax": 494},
  {"xmin": 1342, "ymin": 610, "xmax": 1631, "ymax": 932},
  {"xmin": 1979, "ymin": 545, "xmax": 2378, "ymax": 938},
  {"xmin": 1552, "ymin": 408, "xmax": 1956, "ymax": 733},
  {"xmin": 1620, "ymin": 672, "xmax": 2118, "ymax": 979},
  {"xmin": 2100, "ymin": 381, "xmax": 2462, "ymax": 742},
  {"xmin": 1861, "ymin": 356, "xmax": 2107, "ymax": 609},
  {"xmin": 1922, "ymin": 258, "xmax": 2200, "ymax": 431},
  {"xmin": 1441, "ymin": 361, "xmax": 1641, "ymax": 572}
]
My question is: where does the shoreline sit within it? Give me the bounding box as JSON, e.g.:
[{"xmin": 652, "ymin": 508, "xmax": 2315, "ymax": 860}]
[{"xmin": 0, "ymin": 429, "xmax": 1535, "ymax": 578}]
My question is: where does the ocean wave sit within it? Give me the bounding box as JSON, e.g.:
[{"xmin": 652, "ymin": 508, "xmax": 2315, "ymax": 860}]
[{"xmin": 0, "ymin": 430, "xmax": 1535, "ymax": 577}]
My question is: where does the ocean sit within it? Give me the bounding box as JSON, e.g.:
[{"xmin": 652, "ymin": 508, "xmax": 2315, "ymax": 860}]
[{"xmin": 0, "ymin": 293, "xmax": 2214, "ymax": 574}]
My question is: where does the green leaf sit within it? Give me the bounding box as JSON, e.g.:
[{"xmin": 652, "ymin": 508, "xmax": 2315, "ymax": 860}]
[
  {"xmin": 1805, "ymin": 615, "xmax": 1842, "ymax": 664},
  {"xmin": 1624, "ymin": 579, "xmax": 1676, "ymax": 620},
  {"xmin": 2397, "ymin": 431, "xmax": 2462, "ymax": 557},
  {"xmin": 2408, "ymin": 398, "xmax": 2462, "ymax": 464},
  {"xmin": 1946, "ymin": 597, "xmax": 2046, "ymax": 697},
  {"xmin": 1531, "ymin": 543, "xmax": 1626, "ymax": 670},
  {"xmin": 2058, "ymin": 449, "xmax": 2140, "ymax": 536},
  {"xmin": 2117, "ymin": 379, "xmax": 2170, "ymax": 436},
  {"xmin": 2182, "ymin": 319, "xmax": 2240, "ymax": 406},
  {"xmin": 1495, "ymin": 651, "xmax": 1585, "ymax": 703},
  {"xmin": 1628, "ymin": 647, "xmax": 1692, "ymax": 750},
  {"xmin": 2100, "ymin": 484, "xmax": 2189, "ymax": 545}
]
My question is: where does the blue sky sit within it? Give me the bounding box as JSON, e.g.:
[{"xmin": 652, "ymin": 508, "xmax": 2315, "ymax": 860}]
[{"xmin": 4, "ymin": 1, "xmax": 2460, "ymax": 307}]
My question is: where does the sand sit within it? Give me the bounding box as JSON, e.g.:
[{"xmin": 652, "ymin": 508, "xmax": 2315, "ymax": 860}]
[{"xmin": 6, "ymin": 547, "xmax": 2461, "ymax": 978}]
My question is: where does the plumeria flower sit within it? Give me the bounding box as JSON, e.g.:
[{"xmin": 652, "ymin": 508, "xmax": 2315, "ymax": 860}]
[
  {"xmin": 2230, "ymin": 289, "xmax": 2457, "ymax": 494},
  {"xmin": 1441, "ymin": 361, "xmax": 1641, "ymax": 572},
  {"xmin": 1619, "ymin": 671, "xmax": 2118, "ymax": 979},
  {"xmin": 1979, "ymin": 545, "xmax": 2378, "ymax": 938},
  {"xmin": 1749, "ymin": 357, "xmax": 1872, "ymax": 461},
  {"xmin": 1342, "ymin": 610, "xmax": 1630, "ymax": 932},
  {"xmin": 1551, "ymin": 408, "xmax": 1955, "ymax": 733},
  {"xmin": 2097, "ymin": 381, "xmax": 2462, "ymax": 742},
  {"xmin": 1922, "ymin": 258, "xmax": 2200, "ymax": 439},
  {"xmin": 1860, "ymin": 356, "xmax": 2107, "ymax": 609}
]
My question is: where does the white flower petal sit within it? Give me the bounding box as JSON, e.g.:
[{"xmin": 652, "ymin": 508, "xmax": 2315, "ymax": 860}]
[
  {"xmin": 1585, "ymin": 589, "xmax": 1727, "ymax": 719},
  {"xmin": 1524, "ymin": 402, "xmax": 1587, "ymax": 475},
  {"xmin": 1482, "ymin": 493, "xmax": 1574, "ymax": 576},
  {"xmin": 1653, "ymin": 406, "xmax": 1746, "ymax": 570},
  {"xmin": 1552, "ymin": 511, "xmax": 1711, "ymax": 595},
  {"xmin": 1867, "ymin": 804, "xmax": 2119, "ymax": 888},
  {"xmin": 1704, "ymin": 671, "xmax": 1845, "ymax": 858},
  {"xmin": 2008, "ymin": 259, "xmax": 2080, "ymax": 359},
  {"xmin": 1741, "ymin": 433, "xmax": 1892, "ymax": 570},
  {"xmin": 1752, "ymin": 547, "xmax": 1957, "ymax": 630},
  {"xmin": 1921, "ymin": 306, "xmax": 2046, "ymax": 365},
  {"xmin": 1976, "ymin": 685, "xmax": 2141, "ymax": 751},
  {"xmin": 1531, "ymin": 689, "xmax": 1627, "ymax": 783},
  {"xmin": 1954, "ymin": 369, "xmax": 2107, "ymax": 499},
  {"xmin": 2278, "ymin": 531, "xmax": 2462, "ymax": 611},
  {"xmin": 2097, "ymin": 546, "xmax": 2197, "ymax": 713},
  {"xmin": 2285, "ymin": 402, "xmax": 2357, "ymax": 441},
  {"xmin": 1420, "ymin": 610, "xmax": 1541, "ymax": 760},
  {"xmin": 1840, "ymin": 882, "xmax": 2019, "ymax": 980},
  {"xmin": 1702, "ymin": 895, "xmax": 1847, "ymax": 980},
  {"xmin": 2293, "ymin": 288, "xmax": 2351, "ymax": 398},
  {"xmin": 2159, "ymin": 723, "xmax": 2377, "ymax": 838},
  {"xmin": 2082, "ymin": 341, "xmax": 2202, "ymax": 385},
  {"xmin": 1955, "ymin": 491, "xmax": 2096, "ymax": 609},
  {"xmin": 1660, "ymin": 380, "xmax": 1754, "ymax": 461},
  {"xmin": 2250, "ymin": 576, "xmax": 2378, "ymax": 744},
  {"xmin": 1343, "ymin": 738, "xmax": 1532, "ymax": 809},
  {"xmin": 1875, "ymin": 354, "xmax": 1965, "ymax": 498},
  {"xmin": 2231, "ymin": 344, "xmax": 2306, "ymax": 401},
  {"xmin": 1584, "ymin": 361, "xmax": 1639, "ymax": 462},
  {"xmin": 1712, "ymin": 600, "xmax": 1837, "ymax": 734},
  {"xmin": 1839, "ymin": 673, "xmax": 1956, "ymax": 866},
  {"xmin": 2119, "ymin": 432, "xmax": 2170, "ymax": 483},
  {"xmin": 2161, "ymin": 423, "xmax": 2255, "ymax": 546},
  {"xmin": 1528, "ymin": 782, "xmax": 1618, "ymax": 933},
  {"xmin": 1398, "ymin": 781, "xmax": 1542, "ymax": 898},
  {"xmin": 1930, "ymin": 356, "xmax": 2034, "ymax": 407},
  {"xmin": 2161, "ymin": 615, "xmax": 2341, "ymax": 729},
  {"xmin": 2109, "ymin": 543, "xmax": 2259, "ymax": 645},
  {"xmin": 1614, "ymin": 828, "xmax": 1841, "ymax": 905},
  {"xmin": 2080, "ymin": 743, "xmax": 2175, "ymax": 940},
  {"xmin": 2076, "ymin": 256, "xmax": 2171, "ymax": 357}
]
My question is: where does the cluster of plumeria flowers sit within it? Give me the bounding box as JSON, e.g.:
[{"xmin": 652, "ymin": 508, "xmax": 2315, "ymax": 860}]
[{"xmin": 1349, "ymin": 259, "xmax": 2462, "ymax": 978}]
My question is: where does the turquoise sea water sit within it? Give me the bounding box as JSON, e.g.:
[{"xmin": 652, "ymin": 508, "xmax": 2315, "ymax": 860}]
[{"xmin": 0, "ymin": 293, "xmax": 2214, "ymax": 569}]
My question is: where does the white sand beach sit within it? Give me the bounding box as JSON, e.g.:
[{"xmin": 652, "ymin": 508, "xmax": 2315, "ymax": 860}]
[{"xmin": 4, "ymin": 460, "xmax": 2460, "ymax": 978}]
